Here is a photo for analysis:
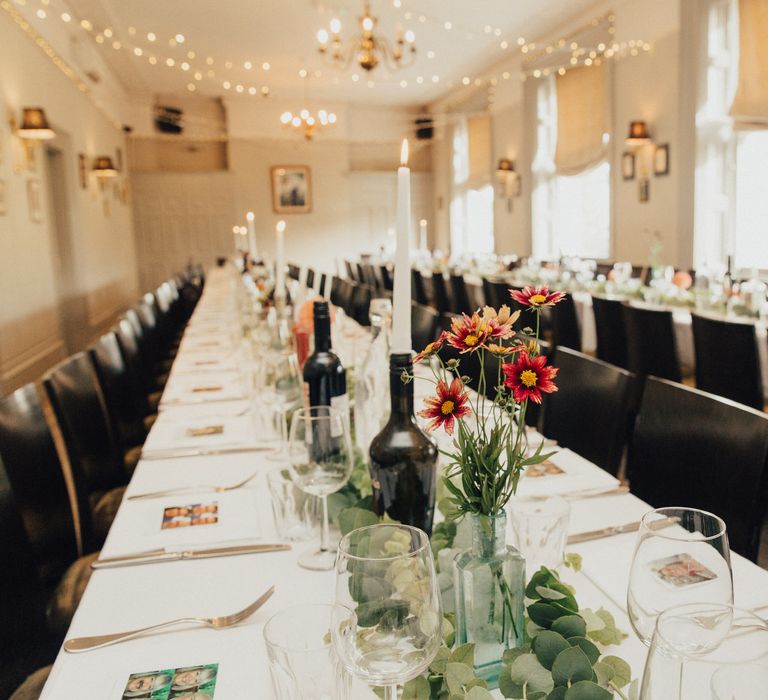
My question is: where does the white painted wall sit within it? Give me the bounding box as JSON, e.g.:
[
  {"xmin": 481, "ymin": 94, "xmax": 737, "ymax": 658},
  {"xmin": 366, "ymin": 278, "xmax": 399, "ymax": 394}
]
[{"xmin": 0, "ymin": 7, "xmax": 138, "ymax": 393}]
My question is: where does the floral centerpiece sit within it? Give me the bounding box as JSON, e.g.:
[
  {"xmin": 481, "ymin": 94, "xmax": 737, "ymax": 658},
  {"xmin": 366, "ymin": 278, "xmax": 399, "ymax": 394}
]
[{"xmin": 409, "ymin": 285, "xmax": 565, "ymax": 686}]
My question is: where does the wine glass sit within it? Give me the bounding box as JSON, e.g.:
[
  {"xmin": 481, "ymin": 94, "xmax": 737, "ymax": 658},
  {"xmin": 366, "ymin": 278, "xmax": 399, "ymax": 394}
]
[
  {"xmin": 287, "ymin": 406, "xmax": 353, "ymax": 570},
  {"xmin": 256, "ymin": 351, "xmax": 301, "ymax": 460},
  {"xmin": 639, "ymin": 603, "xmax": 768, "ymax": 699},
  {"xmin": 627, "ymin": 507, "xmax": 733, "ymax": 645},
  {"xmin": 331, "ymin": 524, "xmax": 442, "ymax": 700}
]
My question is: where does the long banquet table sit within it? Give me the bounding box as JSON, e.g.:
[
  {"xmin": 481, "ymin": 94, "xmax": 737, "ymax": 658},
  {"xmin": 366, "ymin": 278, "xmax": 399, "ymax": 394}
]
[{"xmin": 40, "ymin": 266, "xmax": 768, "ymax": 698}]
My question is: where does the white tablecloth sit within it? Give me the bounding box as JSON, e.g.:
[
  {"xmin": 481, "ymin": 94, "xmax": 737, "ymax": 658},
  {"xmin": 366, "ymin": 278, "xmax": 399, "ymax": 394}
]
[{"xmin": 40, "ymin": 266, "xmax": 768, "ymax": 699}]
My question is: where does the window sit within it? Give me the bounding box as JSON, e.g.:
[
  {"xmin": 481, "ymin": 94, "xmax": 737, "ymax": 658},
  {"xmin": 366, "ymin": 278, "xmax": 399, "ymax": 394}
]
[
  {"xmin": 532, "ymin": 76, "xmax": 611, "ymax": 261},
  {"xmin": 450, "ymin": 116, "xmax": 494, "ymax": 257},
  {"xmin": 695, "ymin": 0, "xmax": 768, "ymax": 271}
]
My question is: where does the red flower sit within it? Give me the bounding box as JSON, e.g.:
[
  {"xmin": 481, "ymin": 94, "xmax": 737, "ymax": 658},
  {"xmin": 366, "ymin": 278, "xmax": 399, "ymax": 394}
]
[
  {"xmin": 502, "ymin": 351, "xmax": 558, "ymax": 404},
  {"xmin": 447, "ymin": 313, "xmax": 489, "ymax": 353},
  {"xmin": 414, "ymin": 331, "xmax": 449, "ymax": 363},
  {"xmin": 509, "ymin": 286, "xmax": 565, "ymax": 309},
  {"xmin": 418, "ymin": 378, "xmax": 471, "ymax": 435}
]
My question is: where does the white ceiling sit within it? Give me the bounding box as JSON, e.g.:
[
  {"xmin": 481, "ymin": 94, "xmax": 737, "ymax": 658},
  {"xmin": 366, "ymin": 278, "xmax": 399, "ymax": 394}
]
[{"xmin": 63, "ymin": 0, "xmax": 599, "ymax": 107}]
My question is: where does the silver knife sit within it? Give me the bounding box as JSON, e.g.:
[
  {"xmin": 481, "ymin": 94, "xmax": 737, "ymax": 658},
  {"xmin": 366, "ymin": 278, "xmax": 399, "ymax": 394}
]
[
  {"xmin": 140, "ymin": 445, "xmax": 272, "ymax": 460},
  {"xmin": 92, "ymin": 543, "xmax": 291, "ymax": 569},
  {"xmin": 567, "ymin": 515, "xmax": 679, "ymax": 545}
]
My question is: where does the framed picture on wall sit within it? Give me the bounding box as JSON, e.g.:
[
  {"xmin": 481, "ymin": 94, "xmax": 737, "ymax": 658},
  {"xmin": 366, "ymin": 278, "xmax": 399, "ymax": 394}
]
[
  {"xmin": 271, "ymin": 165, "xmax": 312, "ymax": 214},
  {"xmin": 621, "ymin": 152, "xmax": 635, "ymax": 181},
  {"xmin": 0, "ymin": 180, "xmax": 7, "ymax": 215},
  {"xmin": 27, "ymin": 178, "xmax": 43, "ymax": 222},
  {"xmin": 654, "ymin": 144, "xmax": 670, "ymax": 176}
]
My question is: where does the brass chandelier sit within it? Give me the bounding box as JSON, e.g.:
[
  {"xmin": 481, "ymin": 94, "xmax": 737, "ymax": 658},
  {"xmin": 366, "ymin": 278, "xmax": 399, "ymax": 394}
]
[
  {"xmin": 316, "ymin": 1, "xmax": 416, "ymax": 72},
  {"xmin": 280, "ymin": 109, "xmax": 337, "ymax": 140}
]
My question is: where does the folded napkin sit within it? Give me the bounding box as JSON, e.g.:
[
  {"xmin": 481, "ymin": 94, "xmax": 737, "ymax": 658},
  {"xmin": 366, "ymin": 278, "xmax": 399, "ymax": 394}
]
[
  {"xmin": 142, "ymin": 414, "xmax": 258, "ymax": 454},
  {"xmin": 515, "ymin": 448, "xmax": 619, "ymax": 498},
  {"xmin": 160, "ymin": 372, "xmax": 248, "ymax": 405}
]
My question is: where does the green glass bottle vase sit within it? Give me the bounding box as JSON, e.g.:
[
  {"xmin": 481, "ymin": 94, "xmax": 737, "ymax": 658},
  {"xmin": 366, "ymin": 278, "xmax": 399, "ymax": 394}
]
[{"xmin": 453, "ymin": 511, "xmax": 525, "ymax": 687}]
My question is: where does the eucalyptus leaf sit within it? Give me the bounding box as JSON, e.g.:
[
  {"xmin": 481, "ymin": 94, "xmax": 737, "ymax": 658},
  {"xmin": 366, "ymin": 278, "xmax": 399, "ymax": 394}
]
[
  {"xmin": 600, "ymin": 656, "xmax": 632, "ymax": 688},
  {"xmin": 401, "ymin": 676, "xmax": 432, "ymax": 699},
  {"xmin": 536, "ymin": 585, "xmax": 568, "ymax": 601},
  {"xmin": 592, "ymin": 661, "xmax": 614, "ymax": 687},
  {"xmin": 528, "ymin": 602, "xmax": 565, "ymax": 628},
  {"xmin": 586, "ymin": 609, "xmax": 627, "ymax": 646},
  {"xmin": 551, "ymin": 615, "xmax": 587, "ymax": 640},
  {"xmin": 563, "ymin": 552, "xmax": 583, "ymax": 572},
  {"xmin": 547, "ymin": 688, "xmax": 567, "ymax": 700},
  {"xmin": 563, "ymin": 681, "xmax": 613, "ymax": 700},
  {"xmin": 337, "ymin": 506, "xmax": 379, "ymax": 536},
  {"xmin": 465, "ymin": 686, "xmax": 495, "ymax": 700},
  {"xmin": 498, "ymin": 663, "xmax": 523, "ymax": 698},
  {"xmin": 429, "ymin": 646, "xmax": 450, "ymax": 675},
  {"xmin": 551, "ymin": 646, "xmax": 594, "ymax": 687},
  {"xmin": 450, "ymin": 643, "xmax": 475, "ymax": 666},
  {"xmin": 532, "ymin": 630, "xmax": 571, "ymax": 670},
  {"xmin": 508, "ymin": 653, "xmax": 555, "ymax": 695},
  {"xmin": 445, "ymin": 662, "xmax": 475, "ymax": 694},
  {"xmin": 567, "ymin": 637, "xmax": 601, "ymax": 665}
]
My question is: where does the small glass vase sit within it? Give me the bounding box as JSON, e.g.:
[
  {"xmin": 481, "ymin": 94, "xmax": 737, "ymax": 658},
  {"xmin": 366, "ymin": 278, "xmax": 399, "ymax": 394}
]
[{"xmin": 453, "ymin": 511, "xmax": 525, "ymax": 687}]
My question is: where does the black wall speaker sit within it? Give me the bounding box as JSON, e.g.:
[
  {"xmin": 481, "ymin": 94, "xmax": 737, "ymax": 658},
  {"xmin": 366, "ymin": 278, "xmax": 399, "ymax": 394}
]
[
  {"xmin": 415, "ymin": 117, "xmax": 433, "ymax": 140},
  {"xmin": 155, "ymin": 106, "xmax": 183, "ymax": 135}
]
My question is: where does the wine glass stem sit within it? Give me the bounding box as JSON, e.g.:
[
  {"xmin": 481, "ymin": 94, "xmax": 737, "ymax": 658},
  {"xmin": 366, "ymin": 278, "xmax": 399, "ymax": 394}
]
[
  {"xmin": 320, "ymin": 494, "xmax": 330, "ymax": 553},
  {"xmin": 383, "ymin": 685, "xmax": 398, "ymax": 700}
]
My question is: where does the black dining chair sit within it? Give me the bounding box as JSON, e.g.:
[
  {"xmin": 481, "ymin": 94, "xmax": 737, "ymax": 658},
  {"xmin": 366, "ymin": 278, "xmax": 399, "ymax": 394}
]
[
  {"xmin": 623, "ymin": 304, "xmax": 682, "ymax": 382},
  {"xmin": 305, "ymin": 268, "xmax": 316, "ymax": 290},
  {"xmin": 0, "ymin": 386, "xmax": 101, "ymax": 638},
  {"xmin": 329, "ymin": 275, "xmax": 346, "ymax": 308},
  {"xmin": 541, "ymin": 348, "xmax": 635, "ymax": 475},
  {"xmin": 0, "ymin": 456, "xmax": 55, "ymax": 700},
  {"xmin": 591, "ymin": 296, "xmax": 629, "ymax": 369},
  {"xmin": 411, "ymin": 268, "xmax": 429, "ymax": 305},
  {"xmin": 691, "ymin": 313, "xmax": 764, "ymax": 410},
  {"xmin": 351, "ymin": 283, "xmax": 373, "ymax": 326},
  {"xmin": 628, "ymin": 377, "xmax": 768, "ymax": 561},
  {"xmin": 43, "ymin": 354, "xmax": 128, "ymax": 540},
  {"xmin": 89, "ymin": 331, "xmax": 151, "ymax": 453},
  {"xmin": 318, "ymin": 272, "xmax": 328, "ymax": 298},
  {"xmin": 548, "ymin": 293, "xmax": 582, "ymax": 351},
  {"xmin": 379, "ymin": 264, "xmax": 394, "ymax": 291},
  {"xmin": 485, "ymin": 277, "xmax": 513, "ymax": 311},
  {"xmin": 411, "ymin": 302, "xmax": 440, "ymax": 353},
  {"xmin": 431, "ymin": 272, "xmax": 452, "ymax": 314},
  {"xmin": 449, "ymin": 273, "xmax": 474, "ymax": 315},
  {"xmin": 114, "ymin": 317, "xmax": 163, "ymax": 410},
  {"xmin": 344, "ymin": 260, "xmax": 357, "ymax": 281},
  {"xmin": 339, "ymin": 279, "xmax": 357, "ymax": 318}
]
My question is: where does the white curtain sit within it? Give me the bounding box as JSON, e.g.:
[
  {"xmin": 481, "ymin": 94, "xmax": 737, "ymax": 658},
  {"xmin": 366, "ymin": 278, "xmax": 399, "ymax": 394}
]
[
  {"xmin": 730, "ymin": 0, "xmax": 768, "ymax": 125},
  {"xmin": 554, "ymin": 63, "xmax": 608, "ymax": 174}
]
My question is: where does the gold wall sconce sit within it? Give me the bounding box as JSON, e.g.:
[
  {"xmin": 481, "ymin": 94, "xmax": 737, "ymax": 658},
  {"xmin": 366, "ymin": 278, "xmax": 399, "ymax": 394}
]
[
  {"xmin": 496, "ymin": 158, "xmax": 521, "ymax": 212},
  {"xmin": 10, "ymin": 107, "xmax": 55, "ymax": 170},
  {"xmin": 625, "ymin": 121, "xmax": 654, "ymax": 203}
]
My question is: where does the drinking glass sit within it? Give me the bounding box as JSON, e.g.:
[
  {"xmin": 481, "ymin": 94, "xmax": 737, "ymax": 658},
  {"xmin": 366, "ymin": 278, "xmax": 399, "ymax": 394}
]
[
  {"xmin": 368, "ymin": 298, "xmax": 392, "ymax": 327},
  {"xmin": 287, "ymin": 406, "xmax": 353, "ymax": 570},
  {"xmin": 627, "ymin": 507, "xmax": 733, "ymax": 645},
  {"xmin": 508, "ymin": 495, "xmax": 570, "ymax": 573},
  {"xmin": 260, "ymin": 351, "xmax": 302, "ymax": 461},
  {"xmin": 264, "ymin": 603, "xmax": 352, "ymax": 700},
  {"xmin": 332, "ymin": 524, "xmax": 443, "ymax": 700},
  {"xmin": 639, "ymin": 603, "xmax": 768, "ymax": 700},
  {"xmin": 266, "ymin": 468, "xmax": 318, "ymax": 541}
]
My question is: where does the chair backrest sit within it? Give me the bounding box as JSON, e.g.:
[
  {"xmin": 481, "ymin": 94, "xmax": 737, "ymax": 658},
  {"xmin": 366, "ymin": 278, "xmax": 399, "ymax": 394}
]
[
  {"xmin": 43, "ymin": 353, "xmax": 127, "ymax": 496},
  {"xmin": 628, "ymin": 377, "xmax": 768, "ymax": 561},
  {"xmin": 431, "ymin": 272, "xmax": 452, "ymax": 314},
  {"xmin": 379, "ymin": 264, "xmax": 393, "ymax": 291},
  {"xmin": 591, "ymin": 296, "xmax": 628, "ymax": 369},
  {"xmin": 449, "ymin": 273, "xmax": 473, "ymax": 315},
  {"xmin": 549, "ymin": 293, "xmax": 582, "ymax": 351},
  {"xmin": 692, "ymin": 313, "xmax": 764, "ymax": 410},
  {"xmin": 339, "ymin": 279, "xmax": 357, "ymax": 318},
  {"xmin": 0, "ymin": 455, "xmax": 52, "ymax": 698},
  {"xmin": 351, "ymin": 283, "xmax": 373, "ymax": 326},
  {"xmin": 623, "ymin": 304, "xmax": 682, "ymax": 382},
  {"xmin": 318, "ymin": 272, "xmax": 328, "ymax": 298},
  {"xmin": 344, "ymin": 260, "xmax": 357, "ymax": 281},
  {"xmin": 360, "ymin": 263, "xmax": 378, "ymax": 290},
  {"xmin": 542, "ymin": 348, "xmax": 635, "ymax": 475},
  {"xmin": 114, "ymin": 317, "xmax": 154, "ymax": 399},
  {"xmin": 411, "ymin": 302, "xmax": 440, "ymax": 353},
  {"xmin": 329, "ymin": 276, "xmax": 345, "ymax": 307},
  {"xmin": 411, "ymin": 269, "xmax": 429, "ymax": 305},
  {"xmin": 0, "ymin": 384, "xmax": 90, "ymax": 575},
  {"xmin": 89, "ymin": 331, "xmax": 147, "ymax": 449},
  {"xmin": 305, "ymin": 268, "xmax": 316, "ymax": 290}
]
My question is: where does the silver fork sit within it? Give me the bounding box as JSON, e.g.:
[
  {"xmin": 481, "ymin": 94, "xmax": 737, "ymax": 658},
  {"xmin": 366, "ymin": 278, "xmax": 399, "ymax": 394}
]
[
  {"xmin": 127, "ymin": 472, "xmax": 260, "ymax": 500},
  {"xmin": 63, "ymin": 585, "xmax": 275, "ymax": 653}
]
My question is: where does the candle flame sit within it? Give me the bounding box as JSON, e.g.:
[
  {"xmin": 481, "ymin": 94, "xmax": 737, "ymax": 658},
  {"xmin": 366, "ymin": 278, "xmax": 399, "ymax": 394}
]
[
  {"xmin": 276, "ymin": 220, "xmax": 286, "ymax": 233},
  {"xmin": 232, "ymin": 225, "xmax": 239, "ymax": 234},
  {"xmin": 400, "ymin": 138, "xmax": 409, "ymax": 166},
  {"xmin": 246, "ymin": 211, "xmax": 255, "ymax": 221},
  {"xmin": 419, "ymin": 219, "xmax": 427, "ymax": 226},
  {"xmin": 239, "ymin": 226, "xmax": 247, "ymax": 234}
]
